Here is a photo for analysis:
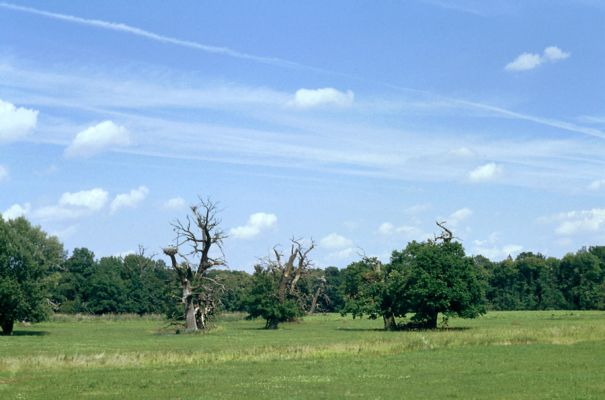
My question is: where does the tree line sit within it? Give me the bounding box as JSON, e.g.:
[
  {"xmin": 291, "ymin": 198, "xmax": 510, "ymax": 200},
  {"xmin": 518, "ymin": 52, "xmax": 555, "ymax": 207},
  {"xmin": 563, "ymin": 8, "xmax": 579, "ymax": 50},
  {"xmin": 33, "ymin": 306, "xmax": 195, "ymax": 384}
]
[{"xmin": 1, "ymin": 200, "xmax": 604, "ymax": 335}]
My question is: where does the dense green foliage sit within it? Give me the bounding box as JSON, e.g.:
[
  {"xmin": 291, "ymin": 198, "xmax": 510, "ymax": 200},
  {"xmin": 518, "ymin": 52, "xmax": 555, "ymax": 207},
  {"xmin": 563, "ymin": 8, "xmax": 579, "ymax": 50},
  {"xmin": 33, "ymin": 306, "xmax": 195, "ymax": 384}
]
[
  {"xmin": 244, "ymin": 265, "xmax": 304, "ymax": 329},
  {"xmin": 485, "ymin": 248, "xmax": 605, "ymax": 311},
  {"xmin": 0, "ymin": 217, "xmax": 64, "ymax": 335},
  {"xmin": 1, "ymin": 312, "xmax": 605, "ymax": 399},
  {"xmin": 52, "ymin": 248, "xmax": 176, "ymax": 315},
  {"xmin": 341, "ymin": 241, "xmax": 485, "ymax": 329},
  {"xmin": 1, "ymin": 216, "xmax": 604, "ymax": 334}
]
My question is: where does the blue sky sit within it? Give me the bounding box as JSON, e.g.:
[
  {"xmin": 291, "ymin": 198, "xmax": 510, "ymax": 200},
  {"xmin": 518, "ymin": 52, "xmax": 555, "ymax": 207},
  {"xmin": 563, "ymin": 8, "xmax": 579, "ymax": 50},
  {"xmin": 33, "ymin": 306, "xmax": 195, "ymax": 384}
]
[{"xmin": 1, "ymin": 0, "xmax": 604, "ymax": 269}]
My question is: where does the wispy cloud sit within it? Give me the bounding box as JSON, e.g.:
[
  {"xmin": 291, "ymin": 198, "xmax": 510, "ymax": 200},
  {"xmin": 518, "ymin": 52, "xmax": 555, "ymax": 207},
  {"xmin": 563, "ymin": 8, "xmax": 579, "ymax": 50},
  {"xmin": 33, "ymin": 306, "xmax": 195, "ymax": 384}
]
[
  {"xmin": 588, "ymin": 179, "xmax": 605, "ymax": 191},
  {"xmin": 449, "ymin": 208, "xmax": 473, "ymax": 225},
  {"xmin": 3, "ymin": 60, "xmax": 605, "ymax": 191},
  {"xmin": 320, "ymin": 233, "xmax": 353, "ymax": 249},
  {"xmin": 0, "ymin": 2, "xmax": 314, "ymax": 70},
  {"xmin": 0, "ymin": 165, "xmax": 8, "ymax": 182},
  {"xmin": 162, "ymin": 197, "xmax": 187, "ymax": 210}
]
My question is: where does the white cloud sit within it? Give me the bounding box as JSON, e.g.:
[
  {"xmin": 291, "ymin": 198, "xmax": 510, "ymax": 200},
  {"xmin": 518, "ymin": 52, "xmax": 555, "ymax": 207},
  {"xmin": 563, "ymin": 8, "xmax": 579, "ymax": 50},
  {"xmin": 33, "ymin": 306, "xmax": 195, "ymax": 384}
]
[
  {"xmin": 326, "ymin": 247, "xmax": 357, "ymax": 260},
  {"xmin": 230, "ymin": 212, "xmax": 277, "ymax": 239},
  {"xmin": 505, "ymin": 52, "xmax": 543, "ymax": 72},
  {"xmin": 588, "ymin": 179, "xmax": 605, "ymax": 191},
  {"xmin": 2, "ymin": 203, "xmax": 31, "ymax": 220},
  {"xmin": 468, "ymin": 162, "xmax": 503, "ymax": 182},
  {"xmin": 51, "ymin": 224, "xmax": 79, "ymax": 240},
  {"xmin": 505, "ymin": 46, "xmax": 570, "ymax": 72},
  {"xmin": 163, "ymin": 197, "xmax": 187, "ymax": 210},
  {"xmin": 289, "ymin": 88, "xmax": 354, "ymax": 109},
  {"xmin": 449, "ymin": 147, "xmax": 475, "ymax": 157},
  {"xmin": 474, "ymin": 244, "xmax": 523, "ymax": 260},
  {"xmin": 404, "ymin": 203, "xmax": 431, "ymax": 215},
  {"xmin": 114, "ymin": 249, "xmax": 136, "ymax": 258},
  {"xmin": 28, "ymin": 188, "xmax": 109, "ymax": 222},
  {"xmin": 0, "ymin": 99, "xmax": 38, "ymax": 143},
  {"xmin": 378, "ymin": 222, "xmax": 396, "ymax": 235},
  {"xmin": 59, "ymin": 188, "xmax": 108, "ymax": 211},
  {"xmin": 551, "ymin": 209, "xmax": 605, "ymax": 236},
  {"xmin": 472, "ymin": 231, "xmax": 522, "ymax": 260},
  {"xmin": 110, "ymin": 186, "xmax": 149, "ymax": 214},
  {"xmin": 449, "ymin": 208, "xmax": 473, "ymax": 225},
  {"xmin": 543, "ymin": 46, "xmax": 570, "ymax": 62},
  {"xmin": 378, "ymin": 222, "xmax": 428, "ymax": 239},
  {"xmin": 0, "ymin": 165, "xmax": 8, "ymax": 182},
  {"xmin": 65, "ymin": 120, "xmax": 131, "ymax": 158},
  {"xmin": 320, "ymin": 233, "xmax": 353, "ymax": 250},
  {"xmin": 32, "ymin": 205, "xmax": 89, "ymax": 221}
]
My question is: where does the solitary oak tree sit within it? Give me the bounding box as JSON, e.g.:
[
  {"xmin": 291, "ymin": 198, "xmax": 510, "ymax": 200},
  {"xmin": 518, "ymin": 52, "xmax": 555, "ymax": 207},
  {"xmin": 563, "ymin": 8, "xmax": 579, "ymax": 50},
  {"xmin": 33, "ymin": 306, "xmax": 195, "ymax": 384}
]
[{"xmin": 163, "ymin": 198, "xmax": 226, "ymax": 332}]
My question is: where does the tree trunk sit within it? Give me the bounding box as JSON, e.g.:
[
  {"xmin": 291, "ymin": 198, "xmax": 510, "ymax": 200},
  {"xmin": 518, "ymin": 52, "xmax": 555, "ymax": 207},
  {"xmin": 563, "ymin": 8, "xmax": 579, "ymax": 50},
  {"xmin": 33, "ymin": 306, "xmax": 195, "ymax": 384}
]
[
  {"xmin": 427, "ymin": 311, "xmax": 438, "ymax": 329},
  {"xmin": 182, "ymin": 280, "xmax": 198, "ymax": 332},
  {"xmin": 383, "ymin": 314, "xmax": 397, "ymax": 331},
  {"xmin": 1, "ymin": 319, "xmax": 14, "ymax": 336},
  {"xmin": 309, "ymin": 286, "xmax": 322, "ymax": 314},
  {"xmin": 265, "ymin": 318, "xmax": 279, "ymax": 329}
]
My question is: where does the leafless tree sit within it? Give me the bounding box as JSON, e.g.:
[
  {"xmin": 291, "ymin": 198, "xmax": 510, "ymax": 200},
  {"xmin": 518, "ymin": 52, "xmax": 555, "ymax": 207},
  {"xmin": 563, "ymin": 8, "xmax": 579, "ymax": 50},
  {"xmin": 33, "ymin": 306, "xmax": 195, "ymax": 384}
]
[
  {"xmin": 249, "ymin": 238, "xmax": 315, "ymax": 328},
  {"xmin": 309, "ymin": 276, "xmax": 327, "ymax": 314},
  {"xmin": 163, "ymin": 198, "xmax": 226, "ymax": 332},
  {"xmin": 270, "ymin": 238, "xmax": 315, "ymax": 304},
  {"xmin": 434, "ymin": 221, "xmax": 454, "ymax": 243}
]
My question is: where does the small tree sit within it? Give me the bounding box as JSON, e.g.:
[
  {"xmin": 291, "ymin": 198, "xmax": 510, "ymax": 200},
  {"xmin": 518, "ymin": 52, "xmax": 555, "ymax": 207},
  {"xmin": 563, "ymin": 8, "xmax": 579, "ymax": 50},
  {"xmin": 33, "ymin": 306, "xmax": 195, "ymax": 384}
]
[
  {"xmin": 163, "ymin": 198, "xmax": 226, "ymax": 332},
  {"xmin": 245, "ymin": 239, "xmax": 314, "ymax": 329},
  {"xmin": 0, "ymin": 216, "xmax": 64, "ymax": 335},
  {"xmin": 341, "ymin": 256, "xmax": 402, "ymax": 330}
]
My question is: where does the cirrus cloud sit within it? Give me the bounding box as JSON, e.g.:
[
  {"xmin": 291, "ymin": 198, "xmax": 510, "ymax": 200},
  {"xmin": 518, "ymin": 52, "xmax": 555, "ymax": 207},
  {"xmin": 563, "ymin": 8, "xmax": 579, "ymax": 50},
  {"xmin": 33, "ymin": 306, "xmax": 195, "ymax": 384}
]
[{"xmin": 0, "ymin": 165, "xmax": 8, "ymax": 182}]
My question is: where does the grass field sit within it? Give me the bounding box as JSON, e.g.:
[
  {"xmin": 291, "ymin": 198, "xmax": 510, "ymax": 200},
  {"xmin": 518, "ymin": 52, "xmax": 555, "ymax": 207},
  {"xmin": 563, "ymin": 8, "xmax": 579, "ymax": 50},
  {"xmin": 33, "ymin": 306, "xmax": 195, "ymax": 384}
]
[{"xmin": 1, "ymin": 311, "xmax": 605, "ymax": 399}]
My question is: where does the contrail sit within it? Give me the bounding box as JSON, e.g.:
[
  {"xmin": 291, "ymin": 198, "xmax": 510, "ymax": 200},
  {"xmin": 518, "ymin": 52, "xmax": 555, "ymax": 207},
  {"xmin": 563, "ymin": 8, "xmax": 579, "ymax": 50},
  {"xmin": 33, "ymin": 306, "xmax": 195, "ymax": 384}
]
[
  {"xmin": 2, "ymin": 2, "xmax": 603, "ymax": 140},
  {"xmin": 0, "ymin": 2, "xmax": 319, "ymax": 71}
]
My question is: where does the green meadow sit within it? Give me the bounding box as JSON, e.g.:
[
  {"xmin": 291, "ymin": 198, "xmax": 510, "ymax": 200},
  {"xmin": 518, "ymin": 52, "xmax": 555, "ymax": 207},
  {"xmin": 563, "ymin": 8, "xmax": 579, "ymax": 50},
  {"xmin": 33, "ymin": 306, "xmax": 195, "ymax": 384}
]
[{"xmin": 1, "ymin": 311, "xmax": 605, "ymax": 399}]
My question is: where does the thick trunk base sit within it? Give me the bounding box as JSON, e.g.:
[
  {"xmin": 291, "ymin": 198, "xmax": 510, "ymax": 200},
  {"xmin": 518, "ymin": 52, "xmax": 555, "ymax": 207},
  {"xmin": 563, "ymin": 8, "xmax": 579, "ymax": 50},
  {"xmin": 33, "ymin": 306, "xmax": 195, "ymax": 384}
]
[
  {"xmin": 383, "ymin": 314, "xmax": 397, "ymax": 331},
  {"xmin": 265, "ymin": 319, "xmax": 279, "ymax": 329},
  {"xmin": 1, "ymin": 319, "xmax": 14, "ymax": 336},
  {"xmin": 426, "ymin": 312, "xmax": 438, "ymax": 329}
]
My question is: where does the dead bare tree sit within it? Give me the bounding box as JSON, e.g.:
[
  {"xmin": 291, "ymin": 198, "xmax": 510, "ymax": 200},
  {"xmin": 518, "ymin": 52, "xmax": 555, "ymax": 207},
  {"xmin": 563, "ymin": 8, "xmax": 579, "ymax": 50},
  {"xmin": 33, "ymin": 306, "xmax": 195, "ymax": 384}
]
[
  {"xmin": 309, "ymin": 276, "xmax": 327, "ymax": 314},
  {"xmin": 162, "ymin": 198, "xmax": 226, "ymax": 332},
  {"xmin": 248, "ymin": 238, "xmax": 315, "ymax": 329},
  {"xmin": 434, "ymin": 221, "xmax": 454, "ymax": 243},
  {"xmin": 271, "ymin": 238, "xmax": 315, "ymax": 304}
]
